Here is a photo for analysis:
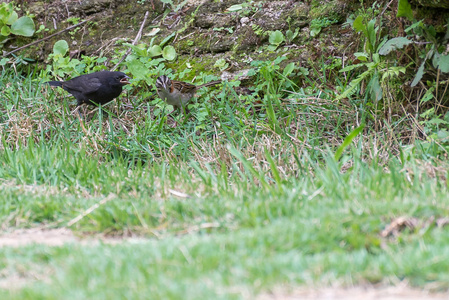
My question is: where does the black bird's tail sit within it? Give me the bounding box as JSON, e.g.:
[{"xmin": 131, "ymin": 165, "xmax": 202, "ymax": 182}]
[{"xmin": 46, "ymin": 81, "xmax": 63, "ymax": 87}]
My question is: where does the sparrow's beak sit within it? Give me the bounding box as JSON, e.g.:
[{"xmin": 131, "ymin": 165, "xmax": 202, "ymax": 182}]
[{"xmin": 120, "ymin": 75, "xmax": 131, "ymax": 85}]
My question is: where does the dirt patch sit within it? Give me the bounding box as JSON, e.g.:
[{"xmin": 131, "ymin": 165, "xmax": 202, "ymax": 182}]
[
  {"xmin": 258, "ymin": 285, "xmax": 449, "ymax": 300},
  {"xmin": 0, "ymin": 228, "xmax": 76, "ymax": 247},
  {"xmin": 0, "ymin": 228, "xmax": 146, "ymax": 247}
]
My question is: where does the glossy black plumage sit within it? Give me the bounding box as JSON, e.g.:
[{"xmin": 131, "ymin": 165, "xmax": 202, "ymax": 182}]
[{"xmin": 47, "ymin": 71, "xmax": 130, "ymax": 107}]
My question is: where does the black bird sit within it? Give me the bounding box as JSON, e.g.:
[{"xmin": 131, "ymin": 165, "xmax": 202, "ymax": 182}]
[{"xmin": 47, "ymin": 71, "xmax": 130, "ymax": 110}]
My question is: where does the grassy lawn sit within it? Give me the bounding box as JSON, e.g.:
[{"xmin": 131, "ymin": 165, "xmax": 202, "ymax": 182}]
[{"xmin": 0, "ymin": 66, "xmax": 448, "ymax": 299}]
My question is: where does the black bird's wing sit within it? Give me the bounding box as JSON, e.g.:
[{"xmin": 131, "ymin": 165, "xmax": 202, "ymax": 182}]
[{"xmin": 63, "ymin": 77, "xmax": 102, "ymax": 95}]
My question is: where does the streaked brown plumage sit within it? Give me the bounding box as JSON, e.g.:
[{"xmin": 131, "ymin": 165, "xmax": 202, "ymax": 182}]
[{"xmin": 155, "ymin": 75, "xmax": 221, "ymax": 112}]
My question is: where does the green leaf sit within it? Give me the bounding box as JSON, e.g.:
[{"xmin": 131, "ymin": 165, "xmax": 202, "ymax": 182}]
[
  {"xmin": 148, "ymin": 45, "xmax": 162, "ymax": 57},
  {"xmin": 146, "ymin": 27, "xmax": 160, "ymax": 37},
  {"xmin": 52, "ymin": 40, "xmax": 69, "ymax": 56},
  {"xmin": 1, "ymin": 25, "xmax": 10, "ymax": 36},
  {"xmin": 339, "ymin": 62, "xmax": 366, "ymax": 73},
  {"xmin": 397, "ymin": 0, "xmax": 414, "ymax": 21},
  {"xmin": 437, "ymin": 129, "xmax": 449, "ymax": 141},
  {"xmin": 405, "ymin": 20, "xmax": 422, "ymax": 33},
  {"xmin": 298, "ymin": 67, "xmax": 309, "ymax": 76},
  {"xmin": 436, "ymin": 54, "xmax": 449, "ymax": 73},
  {"xmin": 336, "ymin": 69, "xmax": 371, "ymax": 100},
  {"xmin": 160, "ymin": 32, "xmax": 176, "ymax": 48},
  {"xmin": 366, "ymin": 19, "xmax": 377, "ymax": 53},
  {"xmin": 286, "ymin": 29, "xmax": 294, "ymax": 41},
  {"xmin": 411, "ymin": 60, "xmax": 425, "ymax": 87},
  {"xmin": 227, "ymin": 4, "xmax": 243, "ymax": 12},
  {"xmin": 310, "ymin": 27, "xmax": 321, "ymax": 37},
  {"xmin": 6, "ymin": 11, "xmax": 18, "ymax": 25},
  {"xmin": 126, "ymin": 59, "xmax": 150, "ymax": 81},
  {"xmin": 0, "ymin": 57, "xmax": 9, "ymax": 66},
  {"xmin": 264, "ymin": 148, "xmax": 283, "ymax": 193},
  {"xmin": 214, "ymin": 58, "xmax": 228, "ymax": 71},
  {"xmin": 10, "ymin": 16, "xmax": 35, "ymax": 37},
  {"xmin": 369, "ymin": 72, "xmax": 382, "ymax": 101},
  {"xmin": 162, "ymin": 45, "xmax": 177, "ymax": 61},
  {"xmin": 269, "ymin": 30, "xmax": 284, "ymax": 46},
  {"xmin": 354, "ymin": 52, "xmax": 369, "ymax": 61},
  {"xmin": 420, "ymin": 87, "xmax": 435, "ymax": 103},
  {"xmin": 124, "ymin": 43, "xmax": 148, "ymax": 57},
  {"xmin": 334, "ymin": 124, "xmax": 366, "ymax": 161},
  {"xmin": 352, "ymin": 15, "xmax": 364, "ymax": 33},
  {"xmin": 378, "ymin": 37, "xmax": 412, "ymax": 55},
  {"xmin": 283, "ymin": 62, "xmax": 295, "ymax": 76}
]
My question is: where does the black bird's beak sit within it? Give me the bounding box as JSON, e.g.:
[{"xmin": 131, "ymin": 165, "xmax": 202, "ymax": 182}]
[{"xmin": 120, "ymin": 75, "xmax": 131, "ymax": 85}]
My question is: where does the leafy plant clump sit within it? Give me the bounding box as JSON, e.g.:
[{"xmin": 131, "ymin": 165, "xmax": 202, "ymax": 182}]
[
  {"xmin": 336, "ymin": 0, "xmax": 449, "ymax": 155},
  {"xmin": 0, "ymin": 2, "xmax": 35, "ymax": 46}
]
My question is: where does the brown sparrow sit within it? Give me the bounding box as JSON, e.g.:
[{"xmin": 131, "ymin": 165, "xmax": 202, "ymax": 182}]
[{"xmin": 155, "ymin": 75, "xmax": 221, "ymax": 112}]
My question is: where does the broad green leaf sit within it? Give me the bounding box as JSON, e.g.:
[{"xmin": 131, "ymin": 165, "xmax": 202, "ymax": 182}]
[
  {"xmin": 283, "ymin": 62, "xmax": 295, "ymax": 76},
  {"xmin": 310, "ymin": 27, "xmax": 321, "ymax": 37},
  {"xmin": 436, "ymin": 54, "xmax": 449, "ymax": 73},
  {"xmin": 352, "ymin": 15, "xmax": 364, "ymax": 33},
  {"xmin": 397, "ymin": 0, "xmax": 414, "ymax": 21},
  {"xmin": 369, "ymin": 72, "xmax": 382, "ymax": 101},
  {"xmin": 162, "ymin": 45, "xmax": 177, "ymax": 61},
  {"xmin": 432, "ymin": 51, "xmax": 440, "ymax": 69},
  {"xmin": 437, "ymin": 129, "xmax": 449, "ymax": 140},
  {"xmin": 0, "ymin": 57, "xmax": 9, "ymax": 66},
  {"xmin": 378, "ymin": 37, "xmax": 412, "ymax": 55},
  {"xmin": 366, "ymin": 19, "xmax": 377, "ymax": 53},
  {"xmin": 269, "ymin": 30, "xmax": 284, "ymax": 46},
  {"xmin": 354, "ymin": 52, "xmax": 369, "ymax": 61},
  {"xmin": 148, "ymin": 45, "xmax": 162, "ymax": 57},
  {"xmin": 428, "ymin": 119, "xmax": 448, "ymax": 125},
  {"xmin": 10, "ymin": 16, "xmax": 35, "ymax": 37},
  {"xmin": 227, "ymin": 4, "xmax": 243, "ymax": 11},
  {"xmin": 126, "ymin": 59, "xmax": 150, "ymax": 80},
  {"xmin": 124, "ymin": 43, "xmax": 147, "ymax": 57},
  {"xmin": 334, "ymin": 123, "xmax": 366, "ymax": 161},
  {"xmin": 6, "ymin": 11, "xmax": 18, "ymax": 25},
  {"xmin": 1, "ymin": 25, "xmax": 10, "ymax": 36},
  {"xmin": 53, "ymin": 40, "xmax": 69, "ymax": 56},
  {"xmin": 286, "ymin": 29, "xmax": 294, "ymax": 41}
]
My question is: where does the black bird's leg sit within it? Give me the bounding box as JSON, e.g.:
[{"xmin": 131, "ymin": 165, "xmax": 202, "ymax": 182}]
[
  {"xmin": 75, "ymin": 104, "xmax": 88, "ymax": 134},
  {"xmin": 75, "ymin": 105, "xmax": 84, "ymax": 119}
]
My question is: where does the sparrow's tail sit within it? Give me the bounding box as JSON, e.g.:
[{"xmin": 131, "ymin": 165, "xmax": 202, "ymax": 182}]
[
  {"xmin": 46, "ymin": 81, "xmax": 63, "ymax": 87},
  {"xmin": 198, "ymin": 80, "xmax": 222, "ymax": 88}
]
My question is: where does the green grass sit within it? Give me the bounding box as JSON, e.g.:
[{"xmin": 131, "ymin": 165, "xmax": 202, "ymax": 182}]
[{"xmin": 0, "ymin": 67, "xmax": 448, "ymax": 299}]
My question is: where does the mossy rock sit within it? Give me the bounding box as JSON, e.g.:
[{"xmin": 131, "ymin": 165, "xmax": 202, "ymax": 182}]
[
  {"xmin": 233, "ymin": 26, "xmax": 261, "ymax": 53},
  {"xmin": 309, "ymin": 0, "xmax": 349, "ymax": 23}
]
